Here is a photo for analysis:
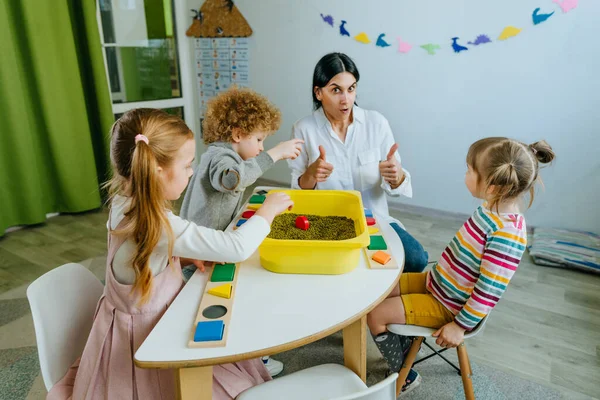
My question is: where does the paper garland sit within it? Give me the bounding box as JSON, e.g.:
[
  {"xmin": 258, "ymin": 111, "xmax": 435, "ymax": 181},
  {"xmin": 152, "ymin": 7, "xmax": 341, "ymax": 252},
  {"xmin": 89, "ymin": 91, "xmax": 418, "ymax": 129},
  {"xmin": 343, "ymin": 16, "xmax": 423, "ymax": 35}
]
[{"xmin": 321, "ymin": 0, "xmax": 577, "ymax": 55}]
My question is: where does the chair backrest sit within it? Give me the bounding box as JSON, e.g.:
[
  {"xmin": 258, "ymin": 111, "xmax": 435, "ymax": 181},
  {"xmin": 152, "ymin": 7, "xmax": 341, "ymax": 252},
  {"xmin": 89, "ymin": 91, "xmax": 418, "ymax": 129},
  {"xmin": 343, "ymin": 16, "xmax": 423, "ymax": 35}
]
[
  {"xmin": 27, "ymin": 263, "xmax": 104, "ymax": 391},
  {"xmin": 330, "ymin": 373, "xmax": 398, "ymax": 400},
  {"xmin": 464, "ymin": 311, "xmax": 491, "ymax": 339}
]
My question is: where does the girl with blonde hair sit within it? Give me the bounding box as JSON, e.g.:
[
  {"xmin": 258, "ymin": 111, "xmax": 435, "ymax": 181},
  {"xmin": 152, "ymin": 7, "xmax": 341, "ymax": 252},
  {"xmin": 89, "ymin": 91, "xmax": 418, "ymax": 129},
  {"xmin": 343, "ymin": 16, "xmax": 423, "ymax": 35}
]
[
  {"xmin": 367, "ymin": 137, "xmax": 555, "ymax": 395},
  {"xmin": 48, "ymin": 109, "xmax": 293, "ymax": 399}
]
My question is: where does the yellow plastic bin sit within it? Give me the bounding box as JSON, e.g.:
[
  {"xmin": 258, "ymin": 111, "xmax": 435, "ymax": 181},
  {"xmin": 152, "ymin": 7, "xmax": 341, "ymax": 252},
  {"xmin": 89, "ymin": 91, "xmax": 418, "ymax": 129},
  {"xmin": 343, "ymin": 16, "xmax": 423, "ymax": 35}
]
[{"xmin": 259, "ymin": 190, "xmax": 369, "ymax": 275}]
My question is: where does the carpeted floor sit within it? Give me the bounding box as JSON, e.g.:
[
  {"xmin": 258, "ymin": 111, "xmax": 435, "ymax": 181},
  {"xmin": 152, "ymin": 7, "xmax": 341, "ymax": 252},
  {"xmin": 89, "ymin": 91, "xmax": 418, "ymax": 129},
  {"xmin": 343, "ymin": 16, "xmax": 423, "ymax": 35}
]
[
  {"xmin": 273, "ymin": 331, "xmax": 565, "ymax": 400},
  {"xmin": 0, "ymin": 256, "xmax": 571, "ymax": 400}
]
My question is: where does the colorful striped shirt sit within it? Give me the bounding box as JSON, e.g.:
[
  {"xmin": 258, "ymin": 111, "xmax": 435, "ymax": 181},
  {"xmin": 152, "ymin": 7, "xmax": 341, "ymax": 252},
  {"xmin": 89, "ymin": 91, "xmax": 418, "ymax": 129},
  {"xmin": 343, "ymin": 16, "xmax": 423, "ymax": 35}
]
[{"xmin": 426, "ymin": 205, "xmax": 527, "ymax": 331}]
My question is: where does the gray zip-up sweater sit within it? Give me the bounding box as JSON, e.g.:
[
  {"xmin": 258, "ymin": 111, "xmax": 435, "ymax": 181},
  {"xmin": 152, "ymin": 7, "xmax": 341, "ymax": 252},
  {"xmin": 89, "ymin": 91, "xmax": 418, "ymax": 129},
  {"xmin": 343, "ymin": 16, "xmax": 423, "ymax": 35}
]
[{"xmin": 180, "ymin": 142, "xmax": 274, "ymax": 231}]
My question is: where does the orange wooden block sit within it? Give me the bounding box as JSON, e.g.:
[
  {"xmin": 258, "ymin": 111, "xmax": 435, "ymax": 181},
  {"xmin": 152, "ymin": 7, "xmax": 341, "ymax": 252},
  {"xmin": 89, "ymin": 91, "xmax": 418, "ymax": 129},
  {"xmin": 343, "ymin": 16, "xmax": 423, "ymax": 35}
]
[{"xmin": 372, "ymin": 251, "xmax": 391, "ymax": 265}]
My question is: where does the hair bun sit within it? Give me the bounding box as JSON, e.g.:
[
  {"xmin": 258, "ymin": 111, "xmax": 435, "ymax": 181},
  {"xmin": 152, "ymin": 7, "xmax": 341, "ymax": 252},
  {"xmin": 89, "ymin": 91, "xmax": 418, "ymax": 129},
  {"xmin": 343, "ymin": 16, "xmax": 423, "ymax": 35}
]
[{"xmin": 529, "ymin": 140, "xmax": 555, "ymax": 164}]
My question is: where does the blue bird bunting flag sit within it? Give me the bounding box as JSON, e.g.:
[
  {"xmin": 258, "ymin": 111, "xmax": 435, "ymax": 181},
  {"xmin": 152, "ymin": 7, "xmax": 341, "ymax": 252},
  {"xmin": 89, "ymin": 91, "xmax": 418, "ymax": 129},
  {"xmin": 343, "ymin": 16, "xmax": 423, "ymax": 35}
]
[
  {"xmin": 532, "ymin": 8, "xmax": 554, "ymax": 24},
  {"xmin": 376, "ymin": 33, "xmax": 391, "ymax": 48},
  {"xmin": 451, "ymin": 37, "xmax": 468, "ymax": 53},
  {"xmin": 339, "ymin": 20, "xmax": 350, "ymax": 37}
]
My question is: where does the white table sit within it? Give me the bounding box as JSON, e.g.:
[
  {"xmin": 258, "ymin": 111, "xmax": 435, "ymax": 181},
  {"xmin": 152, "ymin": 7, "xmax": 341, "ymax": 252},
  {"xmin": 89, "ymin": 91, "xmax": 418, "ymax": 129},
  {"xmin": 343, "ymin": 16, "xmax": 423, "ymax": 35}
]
[{"xmin": 135, "ymin": 190, "xmax": 404, "ymax": 399}]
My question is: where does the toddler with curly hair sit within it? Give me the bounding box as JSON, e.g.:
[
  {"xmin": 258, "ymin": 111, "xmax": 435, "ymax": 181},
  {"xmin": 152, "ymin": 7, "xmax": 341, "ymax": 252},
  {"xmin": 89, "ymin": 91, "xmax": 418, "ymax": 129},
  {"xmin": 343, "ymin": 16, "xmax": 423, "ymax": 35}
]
[{"xmin": 181, "ymin": 87, "xmax": 303, "ymax": 230}]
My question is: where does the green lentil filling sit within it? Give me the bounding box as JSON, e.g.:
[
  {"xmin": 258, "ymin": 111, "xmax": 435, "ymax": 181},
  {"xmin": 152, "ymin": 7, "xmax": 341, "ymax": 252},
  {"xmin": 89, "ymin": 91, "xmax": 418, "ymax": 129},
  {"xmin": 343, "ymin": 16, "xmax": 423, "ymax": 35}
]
[{"xmin": 267, "ymin": 213, "xmax": 357, "ymax": 240}]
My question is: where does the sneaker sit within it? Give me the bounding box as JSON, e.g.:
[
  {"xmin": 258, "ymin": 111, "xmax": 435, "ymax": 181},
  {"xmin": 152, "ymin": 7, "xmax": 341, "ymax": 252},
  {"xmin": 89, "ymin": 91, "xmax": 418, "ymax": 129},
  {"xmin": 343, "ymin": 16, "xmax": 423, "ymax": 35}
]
[
  {"xmin": 402, "ymin": 335, "xmax": 426, "ymax": 357},
  {"xmin": 400, "ymin": 369, "xmax": 421, "ymax": 396},
  {"xmin": 262, "ymin": 356, "xmax": 284, "ymax": 377}
]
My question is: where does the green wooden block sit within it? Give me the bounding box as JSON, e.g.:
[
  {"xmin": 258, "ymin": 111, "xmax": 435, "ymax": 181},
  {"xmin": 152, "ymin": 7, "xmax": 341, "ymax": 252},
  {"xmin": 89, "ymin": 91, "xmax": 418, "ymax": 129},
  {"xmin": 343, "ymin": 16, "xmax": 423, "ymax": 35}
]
[
  {"xmin": 211, "ymin": 263, "xmax": 236, "ymax": 282},
  {"xmin": 368, "ymin": 235, "xmax": 388, "ymax": 251},
  {"xmin": 249, "ymin": 194, "xmax": 266, "ymax": 204}
]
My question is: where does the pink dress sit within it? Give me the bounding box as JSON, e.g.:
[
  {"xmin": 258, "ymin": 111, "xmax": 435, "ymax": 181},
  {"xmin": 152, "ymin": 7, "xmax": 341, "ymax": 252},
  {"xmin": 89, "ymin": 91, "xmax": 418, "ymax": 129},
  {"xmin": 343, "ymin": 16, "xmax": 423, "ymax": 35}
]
[{"xmin": 48, "ymin": 221, "xmax": 271, "ymax": 399}]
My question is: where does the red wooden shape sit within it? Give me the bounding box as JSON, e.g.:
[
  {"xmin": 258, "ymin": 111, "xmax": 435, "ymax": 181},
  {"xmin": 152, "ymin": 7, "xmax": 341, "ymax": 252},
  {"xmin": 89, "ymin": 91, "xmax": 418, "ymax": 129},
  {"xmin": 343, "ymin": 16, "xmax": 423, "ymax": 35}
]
[
  {"xmin": 242, "ymin": 210, "xmax": 255, "ymax": 219},
  {"xmin": 295, "ymin": 216, "xmax": 310, "ymax": 230}
]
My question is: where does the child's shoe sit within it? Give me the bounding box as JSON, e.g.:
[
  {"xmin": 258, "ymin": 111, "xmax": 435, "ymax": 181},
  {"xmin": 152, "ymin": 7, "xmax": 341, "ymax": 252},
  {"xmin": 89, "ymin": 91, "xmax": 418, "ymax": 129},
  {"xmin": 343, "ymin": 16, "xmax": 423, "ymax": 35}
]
[
  {"xmin": 399, "ymin": 369, "xmax": 421, "ymax": 396},
  {"xmin": 262, "ymin": 356, "xmax": 284, "ymax": 377}
]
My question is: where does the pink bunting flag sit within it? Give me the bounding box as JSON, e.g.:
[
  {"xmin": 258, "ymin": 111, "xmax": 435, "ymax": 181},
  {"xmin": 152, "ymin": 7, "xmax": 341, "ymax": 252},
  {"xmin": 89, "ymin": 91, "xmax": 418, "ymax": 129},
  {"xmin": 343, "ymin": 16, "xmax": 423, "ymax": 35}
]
[{"xmin": 396, "ymin": 37, "xmax": 412, "ymax": 53}]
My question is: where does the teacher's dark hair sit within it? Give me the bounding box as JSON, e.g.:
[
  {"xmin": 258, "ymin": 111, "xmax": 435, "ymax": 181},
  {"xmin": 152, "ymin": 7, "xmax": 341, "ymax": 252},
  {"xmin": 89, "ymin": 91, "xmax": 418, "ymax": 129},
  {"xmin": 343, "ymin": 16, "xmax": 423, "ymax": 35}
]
[{"xmin": 312, "ymin": 52, "xmax": 360, "ymax": 110}]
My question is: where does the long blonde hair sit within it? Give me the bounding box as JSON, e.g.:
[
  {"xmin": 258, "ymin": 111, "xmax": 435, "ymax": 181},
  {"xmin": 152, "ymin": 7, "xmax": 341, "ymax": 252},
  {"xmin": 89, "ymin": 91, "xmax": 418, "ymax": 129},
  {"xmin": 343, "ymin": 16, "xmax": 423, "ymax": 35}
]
[
  {"xmin": 106, "ymin": 109, "xmax": 193, "ymax": 303},
  {"xmin": 467, "ymin": 137, "xmax": 555, "ymax": 213}
]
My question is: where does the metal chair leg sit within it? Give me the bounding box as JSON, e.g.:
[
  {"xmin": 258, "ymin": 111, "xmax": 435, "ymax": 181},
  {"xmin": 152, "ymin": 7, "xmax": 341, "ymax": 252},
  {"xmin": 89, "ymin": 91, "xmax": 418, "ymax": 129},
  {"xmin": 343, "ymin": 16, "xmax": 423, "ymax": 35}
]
[{"xmin": 419, "ymin": 338, "xmax": 462, "ymax": 374}]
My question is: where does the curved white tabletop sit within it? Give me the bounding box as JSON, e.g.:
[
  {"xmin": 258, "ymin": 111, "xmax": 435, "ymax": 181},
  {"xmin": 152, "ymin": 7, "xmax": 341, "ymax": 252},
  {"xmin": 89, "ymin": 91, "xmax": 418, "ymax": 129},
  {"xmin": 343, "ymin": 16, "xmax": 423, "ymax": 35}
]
[{"xmin": 135, "ymin": 191, "xmax": 404, "ymax": 369}]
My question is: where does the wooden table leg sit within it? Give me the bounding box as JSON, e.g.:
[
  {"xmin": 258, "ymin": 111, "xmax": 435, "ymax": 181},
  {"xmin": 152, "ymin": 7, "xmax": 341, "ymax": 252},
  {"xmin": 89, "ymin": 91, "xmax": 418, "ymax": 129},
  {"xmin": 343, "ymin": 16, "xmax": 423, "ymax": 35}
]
[
  {"xmin": 343, "ymin": 315, "xmax": 367, "ymax": 382},
  {"xmin": 176, "ymin": 366, "xmax": 212, "ymax": 400}
]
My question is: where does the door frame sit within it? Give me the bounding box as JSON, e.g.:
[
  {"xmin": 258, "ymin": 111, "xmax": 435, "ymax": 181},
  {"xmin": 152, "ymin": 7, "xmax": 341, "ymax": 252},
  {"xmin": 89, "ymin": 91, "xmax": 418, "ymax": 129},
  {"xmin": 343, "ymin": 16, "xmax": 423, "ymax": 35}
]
[{"xmin": 96, "ymin": 0, "xmax": 198, "ymax": 132}]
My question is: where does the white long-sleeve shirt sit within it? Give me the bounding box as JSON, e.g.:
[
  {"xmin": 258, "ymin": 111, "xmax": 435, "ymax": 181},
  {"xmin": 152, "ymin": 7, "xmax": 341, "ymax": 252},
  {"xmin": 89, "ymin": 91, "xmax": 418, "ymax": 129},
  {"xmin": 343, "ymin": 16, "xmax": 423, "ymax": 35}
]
[
  {"xmin": 109, "ymin": 195, "xmax": 270, "ymax": 284},
  {"xmin": 288, "ymin": 106, "xmax": 412, "ymax": 219}
]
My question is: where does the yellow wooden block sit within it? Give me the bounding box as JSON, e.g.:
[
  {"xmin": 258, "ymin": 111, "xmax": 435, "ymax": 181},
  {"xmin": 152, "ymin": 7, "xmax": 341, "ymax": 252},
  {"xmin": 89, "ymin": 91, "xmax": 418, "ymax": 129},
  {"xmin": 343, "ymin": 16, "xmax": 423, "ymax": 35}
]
[
  {"xmin": 368, "ymin": 227, "xmax": 379, "ymax": 234},
  {"xmin": 247, "ymin": 204, "xmax": 261, "ymax": 210},
  {"xmin": 208, "ymin": 283, "xmax": 232, "ymax": 299}
]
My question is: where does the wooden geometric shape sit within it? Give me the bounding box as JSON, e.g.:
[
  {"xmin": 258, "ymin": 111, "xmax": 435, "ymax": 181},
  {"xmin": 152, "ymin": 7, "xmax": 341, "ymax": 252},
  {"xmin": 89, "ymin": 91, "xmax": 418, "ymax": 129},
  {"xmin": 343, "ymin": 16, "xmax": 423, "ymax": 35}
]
[
  {"xmin": 242, "ymin": 210, "xmax": 255, "ymax": 218},
  {"xmin": 249, "ymin": 194, "xmax": 265, "ymax": 204},
  {"xmin": 372, "ymin": 251, "xmax": 391, "ymax": 265},
  {"xmin": 211, "ymin": 263, "xmax": 236, "ymax": 282},
  {"xmin": 207, "ymin": 283, "xmax": 232, "ymax": 299},
  {"xmin": 194, "ymin": 320, "xmax": 224, "ymax": 342},
  {"xmin": 368, "ymin": 236, "xmax": 388, "ymax": 251},
  {"xmin": 295, "ymin": 216, "xmax": 310, "ymax": 230}
]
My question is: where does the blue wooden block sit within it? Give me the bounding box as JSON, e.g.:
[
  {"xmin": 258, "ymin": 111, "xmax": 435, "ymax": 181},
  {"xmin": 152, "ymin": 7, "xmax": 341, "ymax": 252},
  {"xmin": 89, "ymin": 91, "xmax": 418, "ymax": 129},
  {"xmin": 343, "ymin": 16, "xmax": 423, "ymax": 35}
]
[
  {"xmin": 194, "ymin": 320, "xmax": 224, "ymax": 342},
  {"xmin": 236, "ymin": 219, "xmax": 247, "ymax": 227},
  {"xmin": 364, "ymin": 208, "xmax": 373, "ymax": 218}
]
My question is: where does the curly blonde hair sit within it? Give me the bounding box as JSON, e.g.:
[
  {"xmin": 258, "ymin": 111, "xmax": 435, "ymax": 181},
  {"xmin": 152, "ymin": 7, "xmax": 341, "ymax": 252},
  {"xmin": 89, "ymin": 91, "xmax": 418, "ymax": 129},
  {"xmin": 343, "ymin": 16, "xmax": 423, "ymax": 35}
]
[{"xmin": 202, "ymin": 87, "xmax": 282, "ymax": 144}]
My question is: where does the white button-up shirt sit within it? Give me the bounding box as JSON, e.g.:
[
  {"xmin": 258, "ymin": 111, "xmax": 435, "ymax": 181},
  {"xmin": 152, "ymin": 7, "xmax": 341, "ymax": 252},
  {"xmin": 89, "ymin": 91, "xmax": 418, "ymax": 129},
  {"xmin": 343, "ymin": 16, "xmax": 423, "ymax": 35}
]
[{"xmin": 288, "ymin": 106, "xmax": 412, "ymax": 219}]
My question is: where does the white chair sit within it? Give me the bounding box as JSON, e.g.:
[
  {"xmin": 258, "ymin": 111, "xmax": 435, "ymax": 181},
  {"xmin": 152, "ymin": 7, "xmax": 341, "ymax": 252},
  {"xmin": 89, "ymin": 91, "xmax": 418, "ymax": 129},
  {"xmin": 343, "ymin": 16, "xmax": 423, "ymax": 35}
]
[
  {"xmin": 237, "ymin": 363, "xmax": 398, "ymax": 400},
  {"xmin": 387, "ymin": 316, "xmax": 490, "ymax": 400},
  {"xmin": 27, "ymin": 263, "xmax": 104, "ymax": 391}
]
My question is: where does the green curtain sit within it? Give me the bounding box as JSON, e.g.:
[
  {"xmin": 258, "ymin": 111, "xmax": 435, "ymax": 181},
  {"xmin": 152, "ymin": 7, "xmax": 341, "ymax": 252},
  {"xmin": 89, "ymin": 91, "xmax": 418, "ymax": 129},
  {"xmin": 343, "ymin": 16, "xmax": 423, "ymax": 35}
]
[{"xmin": 0, "ymin": 0, "xmax": 113, "ymax": 236}]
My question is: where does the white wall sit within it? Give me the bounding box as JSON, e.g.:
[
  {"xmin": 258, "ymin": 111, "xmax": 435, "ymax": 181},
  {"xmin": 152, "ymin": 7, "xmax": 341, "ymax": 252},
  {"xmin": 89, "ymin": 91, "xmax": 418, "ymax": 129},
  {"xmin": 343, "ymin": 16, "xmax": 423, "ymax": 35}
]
[{"xmin": 183, "ymin": 0, "xmax": 600, "ymax": 232}]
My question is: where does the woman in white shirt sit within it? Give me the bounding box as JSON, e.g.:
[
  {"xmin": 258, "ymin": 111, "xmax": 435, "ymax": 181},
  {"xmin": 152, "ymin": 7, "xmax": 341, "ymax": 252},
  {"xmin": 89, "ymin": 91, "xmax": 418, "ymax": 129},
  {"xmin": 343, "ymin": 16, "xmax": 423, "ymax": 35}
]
[{"xmin": 288, "ymin": 52, "xmax": 428, "ymax": 273}]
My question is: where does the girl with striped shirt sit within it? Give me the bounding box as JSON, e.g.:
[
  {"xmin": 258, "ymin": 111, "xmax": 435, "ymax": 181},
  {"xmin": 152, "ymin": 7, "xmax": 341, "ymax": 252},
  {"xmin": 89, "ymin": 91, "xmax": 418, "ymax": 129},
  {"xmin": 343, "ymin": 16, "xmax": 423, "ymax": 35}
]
[{"xmin": 367, "ymin": 137, "xmax": 555, "ymax": 394}]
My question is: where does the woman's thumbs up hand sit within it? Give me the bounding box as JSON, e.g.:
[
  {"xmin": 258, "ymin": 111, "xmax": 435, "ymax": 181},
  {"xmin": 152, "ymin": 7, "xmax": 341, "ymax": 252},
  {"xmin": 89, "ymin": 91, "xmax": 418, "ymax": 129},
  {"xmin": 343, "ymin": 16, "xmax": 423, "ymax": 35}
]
[
  {"xmin": 379, "ymin": 143, "xmax": 405, "ymax": 188},
  {"xmin": 307, "ymin": 145, "xmax": 334, "ymax": 183}
]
